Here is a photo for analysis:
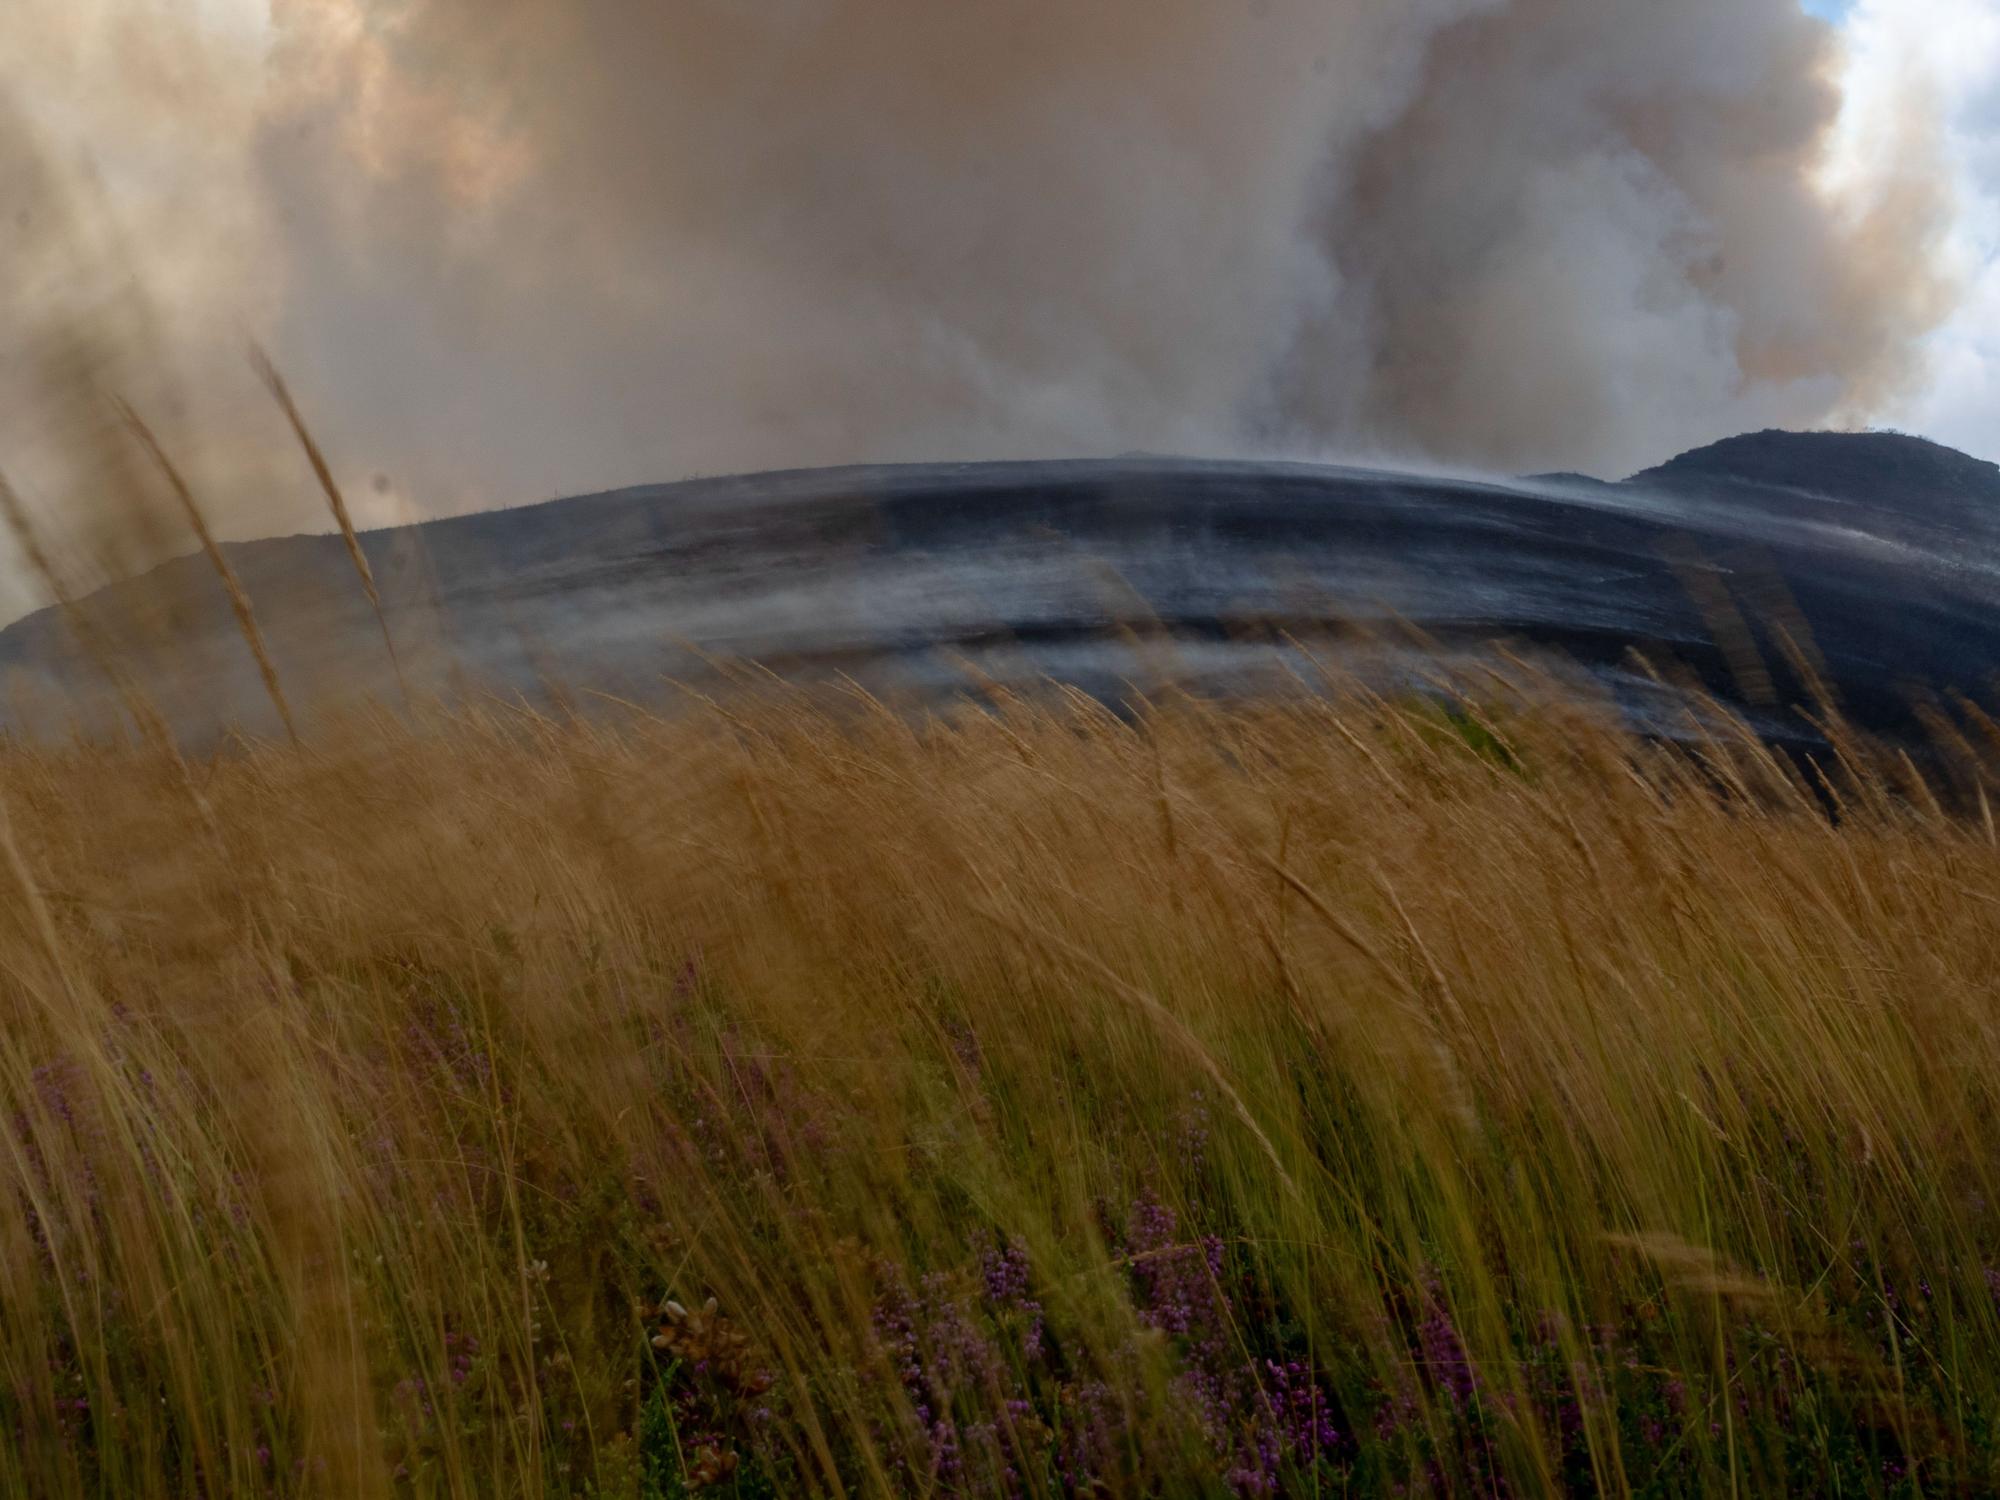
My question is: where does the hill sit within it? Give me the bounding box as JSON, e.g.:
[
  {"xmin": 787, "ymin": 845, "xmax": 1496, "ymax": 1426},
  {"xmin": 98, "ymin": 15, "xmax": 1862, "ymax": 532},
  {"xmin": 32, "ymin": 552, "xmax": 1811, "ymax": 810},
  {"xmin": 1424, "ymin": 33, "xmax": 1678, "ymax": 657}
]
[{"xmin": 3, "ymin": 433, "xmax": 1997, "ymax": 744}]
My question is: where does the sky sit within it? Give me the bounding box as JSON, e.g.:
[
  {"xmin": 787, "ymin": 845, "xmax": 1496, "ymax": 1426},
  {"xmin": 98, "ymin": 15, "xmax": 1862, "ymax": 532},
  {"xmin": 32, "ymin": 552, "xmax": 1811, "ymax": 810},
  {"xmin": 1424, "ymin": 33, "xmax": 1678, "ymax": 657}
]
[
  {"xmin": 0, "ymin": 0, "xmax": 1993, "ymax": 606},
  {"xmin": 1836, "ymin": 0, "xmax": 2000, "ymax": 466}
]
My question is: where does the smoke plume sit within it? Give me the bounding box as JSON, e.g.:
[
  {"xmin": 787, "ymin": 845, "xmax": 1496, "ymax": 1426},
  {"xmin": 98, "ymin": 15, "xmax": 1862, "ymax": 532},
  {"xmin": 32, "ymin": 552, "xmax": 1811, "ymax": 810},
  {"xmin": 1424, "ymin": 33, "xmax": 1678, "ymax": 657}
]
[{"xmin": 0, "ymin": 0, "xmax": 1962, "ymax": 597}]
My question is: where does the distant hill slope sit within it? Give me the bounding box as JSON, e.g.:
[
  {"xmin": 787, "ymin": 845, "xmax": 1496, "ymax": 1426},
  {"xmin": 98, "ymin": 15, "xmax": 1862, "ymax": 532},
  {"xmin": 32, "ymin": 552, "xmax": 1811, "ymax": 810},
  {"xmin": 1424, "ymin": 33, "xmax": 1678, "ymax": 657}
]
[
  {"xmin": 1632, "ymin": 429, "xmax": 2000, "ymax": 549},
  {"xmin": 3, "ymin": 433, "xmax": 1997, "ymax": 745}
]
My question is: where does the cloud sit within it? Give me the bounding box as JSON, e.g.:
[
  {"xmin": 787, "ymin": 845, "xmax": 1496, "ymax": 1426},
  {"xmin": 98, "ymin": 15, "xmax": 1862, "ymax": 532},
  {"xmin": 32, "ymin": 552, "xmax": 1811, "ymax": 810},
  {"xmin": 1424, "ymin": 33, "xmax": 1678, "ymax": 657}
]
[
  {"xmin": 0, "ymin": 4, "xmax": 287, "ymax": 612},
  {"xmin": 0, "ymin": 0, "xmax": 1968, "ymax": 617},
  {"xmin": 1833, "ymin": 0, "xmax": 2000, "ymax": 462}
]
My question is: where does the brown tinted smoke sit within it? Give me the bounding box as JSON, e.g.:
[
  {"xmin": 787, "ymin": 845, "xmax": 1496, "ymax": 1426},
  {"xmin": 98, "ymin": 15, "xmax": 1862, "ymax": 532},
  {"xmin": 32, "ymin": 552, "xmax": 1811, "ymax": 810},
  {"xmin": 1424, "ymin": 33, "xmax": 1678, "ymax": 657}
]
[{"xmin": 1, "ymin": 0, "xmax": 1962, "ymax": 580}]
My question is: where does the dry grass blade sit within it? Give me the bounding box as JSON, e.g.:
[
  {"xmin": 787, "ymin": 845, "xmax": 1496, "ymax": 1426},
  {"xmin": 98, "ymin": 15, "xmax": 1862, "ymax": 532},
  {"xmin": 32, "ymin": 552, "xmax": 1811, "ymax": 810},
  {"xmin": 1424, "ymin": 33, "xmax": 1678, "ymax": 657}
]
[
  {"xmin": 0, "ymin": 668, "xmax": 1993, "ymax": 1495},
  {"xmin": 0, "ymin": 784, "xmax": 73, "ymax": 1005},
  {"xmin": 0, "ymin": 467, "xmax": 189, "ymax": 759},
  {"xmin": 1261, "ymin": 854, "xmax": 1423, "ymax": 1008},
  {"xmin": 969, "ymin": 898, "xmax": 1300, "ymax": 1201},
  {"xmin": 1605, "ymin": 1232, "xmax": 1780, "ymax": 1305},
  {"xmin": 0, "ymin": 468, "xmax": 117, "ymax": 674},
  {"xmin": 249, "ymin": 345, "xmax": 407, "ymax": 701},
  {"xmin": 114, "ymin": 399, "xmax": 300, "ymax": 746},
  {"xmin": 0, "ymin": 470, "xmax": 71, "ymax": 613}
]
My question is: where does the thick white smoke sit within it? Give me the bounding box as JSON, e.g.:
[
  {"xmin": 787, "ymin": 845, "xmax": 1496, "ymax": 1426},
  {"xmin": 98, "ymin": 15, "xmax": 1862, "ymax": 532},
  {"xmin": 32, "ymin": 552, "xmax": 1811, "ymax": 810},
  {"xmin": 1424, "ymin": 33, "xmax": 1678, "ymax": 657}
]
[{"xmin": 0, "ymin": 0, "xmax": 1962, "ymax": 607}]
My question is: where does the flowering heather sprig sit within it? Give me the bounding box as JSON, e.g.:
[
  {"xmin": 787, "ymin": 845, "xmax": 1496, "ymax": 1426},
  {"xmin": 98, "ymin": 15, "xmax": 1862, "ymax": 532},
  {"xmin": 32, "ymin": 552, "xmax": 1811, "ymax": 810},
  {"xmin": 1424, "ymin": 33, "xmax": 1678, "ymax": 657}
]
[
  {"xmin": 1262, "ymin": 1358, "xmax": 1343, "ymax": 1461},
  {"xmin": 1220, "ymin": 1359, "xmax": 1347, "ymax": 1495},
  {"xmin": 443, "ymin": 1329, "xmax": 478, "ymax": 1388},
  {"xmin": 980, "ymin": 1240, "xmax": 1031, "ymax": 1306},
  {"xmin": 401, "ymin": 996, "xmax": 496, "ymax": 1096},
  {"xmin": 1115, "ymin": 1193, "xmax": 1347, "ymax": 1491},
  {"xmin": 1415, "ymin": 1275, "xmax": 1480, "ymax": 1411},
  {"xmin": 12, "ymin": 1057, "xmax": 105, "ymax": 1220},
  {"xmin": 672, "ymin": 951, "xmax": 703, "ymax": 1001},
  {"xmin": 869, "ymin": 1258, "xmax": 1052, "ymax": 1493},
  {"xmin": 942, "ymin": 1016, "xmax": 984, "ymax": 1075},
  {"xmin": 1055, "ymin": 1376, "xmax": 1130, "ymax": 1492},
  {"xmin": 1123, "ymin": 1192, "xmax": 1225, "ymax": 1340},
  {"xmin": 671, "ymin": 1025, "xmax": 837, "ymax": 1182},
  {"xmin": 979, "ymin": 1238, "xmax": 1045, "ymax": 1362}
]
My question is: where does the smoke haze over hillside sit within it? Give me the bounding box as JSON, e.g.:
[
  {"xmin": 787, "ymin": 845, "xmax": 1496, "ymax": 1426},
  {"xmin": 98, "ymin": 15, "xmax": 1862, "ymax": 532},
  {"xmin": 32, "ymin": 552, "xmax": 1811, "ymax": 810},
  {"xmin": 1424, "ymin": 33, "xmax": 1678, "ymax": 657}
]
[{"xmin": 0, "ymin": 0, "xmax": 1967, "ymax": 606}]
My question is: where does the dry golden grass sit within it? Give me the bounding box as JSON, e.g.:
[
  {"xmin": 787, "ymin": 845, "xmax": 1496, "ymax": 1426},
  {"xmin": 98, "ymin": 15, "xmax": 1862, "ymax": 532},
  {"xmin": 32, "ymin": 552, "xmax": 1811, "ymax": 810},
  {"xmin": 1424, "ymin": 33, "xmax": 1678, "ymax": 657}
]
[
  {"xmin": 1, "ymin": 670, "xmax": 1998, "ymax": 1496},
  {"xmin": 112, "ymin": 399, "xmax": 300, "ymax": 746},
  {"xmin": 249, "ymin": 344, "xmax": 408, "ymax": 704}
]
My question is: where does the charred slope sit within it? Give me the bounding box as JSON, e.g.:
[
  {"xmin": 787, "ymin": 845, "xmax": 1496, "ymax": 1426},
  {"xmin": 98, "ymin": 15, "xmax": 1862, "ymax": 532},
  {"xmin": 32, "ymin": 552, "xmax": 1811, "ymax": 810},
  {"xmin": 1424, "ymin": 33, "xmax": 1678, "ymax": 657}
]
[
  {"xmin": 1633, "ymin": 430, "xmax": 2000, "ymax": 551},
  {"xmin": 1, "ymin": 433, "xmax": 1996, "ymax": 746}
]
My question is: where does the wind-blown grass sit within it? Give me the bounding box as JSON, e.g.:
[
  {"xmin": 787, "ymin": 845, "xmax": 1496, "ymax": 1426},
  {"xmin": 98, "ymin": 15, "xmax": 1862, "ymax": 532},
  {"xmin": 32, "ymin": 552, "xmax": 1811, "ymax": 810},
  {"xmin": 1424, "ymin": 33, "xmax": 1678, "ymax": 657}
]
[{"xmin": 2, "ymin": 678, "xmax": 1998, "ymax": 1496}]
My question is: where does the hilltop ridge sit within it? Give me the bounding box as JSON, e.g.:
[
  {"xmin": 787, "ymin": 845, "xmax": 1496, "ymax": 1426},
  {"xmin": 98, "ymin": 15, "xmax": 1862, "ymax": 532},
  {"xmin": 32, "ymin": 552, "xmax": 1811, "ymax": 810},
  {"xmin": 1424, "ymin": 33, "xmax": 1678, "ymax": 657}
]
[{"xmin": 3, "ymin": 431, "xmax": 1997, "ymax": 743}]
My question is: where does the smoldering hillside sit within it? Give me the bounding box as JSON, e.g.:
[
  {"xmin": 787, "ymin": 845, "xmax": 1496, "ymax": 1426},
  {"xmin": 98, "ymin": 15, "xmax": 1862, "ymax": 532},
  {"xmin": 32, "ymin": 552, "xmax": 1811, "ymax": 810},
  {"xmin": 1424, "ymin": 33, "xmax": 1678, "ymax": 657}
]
[
  {"xmin": 0, "ymin": 2, "xmax": 1980, "ymax": 750},
  {"xmin": 0, "ymin": 0, "xmax": 1961, "ymax": 574},
  {"xmin": 4, "ymin": 431, "xmax": 1998, "ymax": 753}
]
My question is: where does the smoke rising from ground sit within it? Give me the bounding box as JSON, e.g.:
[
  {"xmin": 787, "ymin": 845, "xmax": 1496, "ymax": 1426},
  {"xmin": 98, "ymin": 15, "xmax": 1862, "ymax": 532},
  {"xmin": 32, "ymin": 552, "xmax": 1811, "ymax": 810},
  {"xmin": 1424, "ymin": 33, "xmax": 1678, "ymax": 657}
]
[{"xmin": 0, "ymin": 0, "xmax": 1962, "ymax": 601}]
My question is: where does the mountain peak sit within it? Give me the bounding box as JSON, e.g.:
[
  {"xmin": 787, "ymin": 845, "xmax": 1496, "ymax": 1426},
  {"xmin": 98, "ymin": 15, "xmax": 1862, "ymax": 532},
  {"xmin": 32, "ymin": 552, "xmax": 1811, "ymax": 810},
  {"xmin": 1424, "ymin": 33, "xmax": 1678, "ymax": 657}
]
[{"xmin": 1631, "ymin": 428, "xmax": 2000, "ymax": 517}]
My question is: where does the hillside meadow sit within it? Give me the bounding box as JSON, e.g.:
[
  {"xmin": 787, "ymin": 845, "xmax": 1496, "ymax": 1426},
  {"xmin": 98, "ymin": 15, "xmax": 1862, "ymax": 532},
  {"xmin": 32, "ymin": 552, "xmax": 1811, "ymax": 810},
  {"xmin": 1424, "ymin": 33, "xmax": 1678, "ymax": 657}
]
[{"xmin": 1, "ymin": 663, "xmax": 1998, "ymax": 1495}]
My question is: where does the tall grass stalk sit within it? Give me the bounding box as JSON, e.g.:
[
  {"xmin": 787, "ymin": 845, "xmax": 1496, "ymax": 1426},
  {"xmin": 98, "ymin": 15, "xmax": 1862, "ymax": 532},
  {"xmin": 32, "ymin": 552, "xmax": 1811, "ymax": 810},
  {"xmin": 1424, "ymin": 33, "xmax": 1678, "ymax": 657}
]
[
  {"xmin": 113, "ymin": 399, "xmax": 300, "ymax": 745},
  {"xmin": 250, "ymin": 346, "xmax": 408, "ymax": 703},
  {"xmin": 0, "ymin": 678, "xmax": 1997, "ymax": 1495}
]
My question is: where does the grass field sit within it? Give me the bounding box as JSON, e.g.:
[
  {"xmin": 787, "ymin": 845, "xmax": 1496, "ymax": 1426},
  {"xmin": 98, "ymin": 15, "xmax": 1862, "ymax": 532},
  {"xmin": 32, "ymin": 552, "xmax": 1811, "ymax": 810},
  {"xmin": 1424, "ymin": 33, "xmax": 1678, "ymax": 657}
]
[{"xmin": 1, "ymin": 666, "xmax": 1998, "ymax": 1497}]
